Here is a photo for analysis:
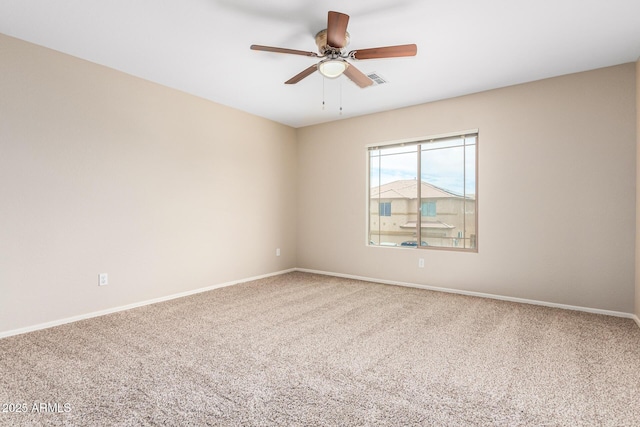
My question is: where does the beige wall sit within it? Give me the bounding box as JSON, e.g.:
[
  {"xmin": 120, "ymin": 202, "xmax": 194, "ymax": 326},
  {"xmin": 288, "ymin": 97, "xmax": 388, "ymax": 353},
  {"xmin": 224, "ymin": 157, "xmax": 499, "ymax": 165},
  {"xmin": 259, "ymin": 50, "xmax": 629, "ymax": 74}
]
[
  {"xmin": 636, "ymin": 57, "xmax": 640, "ymax": 320},
  {"xmin": 1, "ymin": 32, "xmax": 636, "ymax": 335},
  {"xmin": 0, "ymin": 34, "xmax": 297, "ymax": 334},
  {"xmin": 297, "ymin": 63, "xmax": 637, "ymax": 313}
]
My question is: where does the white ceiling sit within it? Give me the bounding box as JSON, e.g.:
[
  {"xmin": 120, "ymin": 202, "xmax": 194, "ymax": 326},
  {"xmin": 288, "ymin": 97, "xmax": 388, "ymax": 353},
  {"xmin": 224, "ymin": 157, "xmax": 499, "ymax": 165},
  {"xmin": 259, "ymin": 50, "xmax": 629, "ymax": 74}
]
[{"xmin": 1, "ymin": 0, "xmax": 639, "ymax": 128}]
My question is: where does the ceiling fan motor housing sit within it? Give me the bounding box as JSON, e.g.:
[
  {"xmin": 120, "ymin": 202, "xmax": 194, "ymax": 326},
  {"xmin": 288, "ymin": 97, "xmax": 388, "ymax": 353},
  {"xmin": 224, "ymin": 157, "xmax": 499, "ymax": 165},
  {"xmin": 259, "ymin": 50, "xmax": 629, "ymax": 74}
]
[{"xmin": 315, "ymin": 29, "xmax": 350, "ymax": 55}]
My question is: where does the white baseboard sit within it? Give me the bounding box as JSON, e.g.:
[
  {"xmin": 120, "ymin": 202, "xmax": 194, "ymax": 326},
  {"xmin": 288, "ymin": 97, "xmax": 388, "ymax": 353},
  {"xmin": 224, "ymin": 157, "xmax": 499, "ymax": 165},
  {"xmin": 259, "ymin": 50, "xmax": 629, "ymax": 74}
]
[
  {"xmin": 0, "ymin": 268, "xmax": 296, "ymax": 339},
  {"xmin": 3, "ymin": 268, "xmax": 637, "ymax": 339},
  {"xmin": 296, "ymin": 268, "xmax": 637, "ymax": 320}
]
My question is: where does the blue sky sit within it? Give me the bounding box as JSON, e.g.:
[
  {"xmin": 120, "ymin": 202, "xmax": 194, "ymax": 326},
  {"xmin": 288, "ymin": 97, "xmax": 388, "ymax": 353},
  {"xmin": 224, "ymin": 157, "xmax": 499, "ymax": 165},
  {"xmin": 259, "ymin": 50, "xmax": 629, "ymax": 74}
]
[{"xmin": 370, "ymin": 137, "xmax": 476, "ymax": 196}]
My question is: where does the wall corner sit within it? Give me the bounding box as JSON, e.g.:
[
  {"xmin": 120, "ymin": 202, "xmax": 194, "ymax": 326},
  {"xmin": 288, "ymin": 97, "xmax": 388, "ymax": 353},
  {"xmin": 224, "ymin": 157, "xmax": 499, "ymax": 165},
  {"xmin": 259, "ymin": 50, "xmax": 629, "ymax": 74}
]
[{"xmin": 635, "ymin": 58, "xmax": 640, "ymax": 321}]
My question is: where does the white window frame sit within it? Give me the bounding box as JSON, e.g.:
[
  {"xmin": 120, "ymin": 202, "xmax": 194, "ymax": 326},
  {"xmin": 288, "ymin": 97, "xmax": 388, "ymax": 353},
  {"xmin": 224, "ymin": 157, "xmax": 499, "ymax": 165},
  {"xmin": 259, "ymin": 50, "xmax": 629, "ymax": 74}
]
[{"xmin": 366, "ymin": 129, "xmax": 479, "ymax": 252}]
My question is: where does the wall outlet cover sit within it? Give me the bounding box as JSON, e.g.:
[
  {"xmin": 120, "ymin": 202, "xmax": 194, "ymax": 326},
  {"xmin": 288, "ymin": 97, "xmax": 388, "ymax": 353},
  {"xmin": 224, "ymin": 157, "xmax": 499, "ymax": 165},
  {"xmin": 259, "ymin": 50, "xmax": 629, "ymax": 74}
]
[{"xmin": 98, "ymin": 273, "xmax": 108, "ymax": 286}]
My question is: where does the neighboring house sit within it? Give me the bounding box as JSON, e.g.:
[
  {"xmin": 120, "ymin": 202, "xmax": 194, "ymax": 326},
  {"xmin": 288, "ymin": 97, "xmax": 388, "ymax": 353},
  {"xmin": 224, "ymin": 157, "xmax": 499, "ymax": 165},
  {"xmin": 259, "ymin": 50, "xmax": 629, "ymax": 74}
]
[{"xmin": 370, "ymin": 179, "xmax": 476, "ymax": 248}]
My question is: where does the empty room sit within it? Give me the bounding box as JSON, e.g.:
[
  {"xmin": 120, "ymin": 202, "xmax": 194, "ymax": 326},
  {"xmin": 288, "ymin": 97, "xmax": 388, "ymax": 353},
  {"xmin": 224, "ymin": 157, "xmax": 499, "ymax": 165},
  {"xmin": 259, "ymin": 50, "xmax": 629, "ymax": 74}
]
[{"xmin": 1, "ymin": 1, "xmax": 640, "ymax": 425}]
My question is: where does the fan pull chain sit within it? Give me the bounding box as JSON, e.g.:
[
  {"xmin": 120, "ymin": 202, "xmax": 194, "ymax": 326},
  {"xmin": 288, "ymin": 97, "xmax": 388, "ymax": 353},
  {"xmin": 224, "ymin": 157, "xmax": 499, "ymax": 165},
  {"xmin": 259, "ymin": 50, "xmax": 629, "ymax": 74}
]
[{"xmin": 322, "ymin": 78, "xmax": 325, "ymax": 110}]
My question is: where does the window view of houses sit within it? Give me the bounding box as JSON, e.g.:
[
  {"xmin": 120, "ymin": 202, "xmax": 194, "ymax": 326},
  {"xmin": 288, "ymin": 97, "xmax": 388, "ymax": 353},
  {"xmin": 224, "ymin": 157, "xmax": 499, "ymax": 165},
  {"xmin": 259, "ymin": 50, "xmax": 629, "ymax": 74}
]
[{"xmin": 369, "ymin": 134, "xmax": 477, "ymax": 250}]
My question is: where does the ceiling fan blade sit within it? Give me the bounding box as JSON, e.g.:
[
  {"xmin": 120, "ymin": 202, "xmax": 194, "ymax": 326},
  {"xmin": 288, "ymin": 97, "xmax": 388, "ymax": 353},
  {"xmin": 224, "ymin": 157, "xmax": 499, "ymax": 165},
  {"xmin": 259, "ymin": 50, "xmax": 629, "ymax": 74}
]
[
  {"xmin": 250, "ymin": 44, "xmax": 319, "ymax": 57},
  {"xmin": 350, "ymin": 44, "xmax": 418, "ymax": 60},
  {"xmin": 343, "ymin": 64, "xmax": 373, "ymax": 88},
  {"xmin": 285, "ymin": 64, "xmax": 318, "ymax": 84},
  {"xmin": 327, "ymin": 11, "xmax": 349, "ymax": 48}
]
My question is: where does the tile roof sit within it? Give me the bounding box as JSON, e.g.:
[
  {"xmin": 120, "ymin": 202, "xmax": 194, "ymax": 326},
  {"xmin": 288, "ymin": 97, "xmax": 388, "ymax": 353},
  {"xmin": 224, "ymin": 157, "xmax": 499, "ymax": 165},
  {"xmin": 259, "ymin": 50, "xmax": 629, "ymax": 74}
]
[{"xmin": 370, "ymin": 179, "xmax": 471, "ymax": 200}]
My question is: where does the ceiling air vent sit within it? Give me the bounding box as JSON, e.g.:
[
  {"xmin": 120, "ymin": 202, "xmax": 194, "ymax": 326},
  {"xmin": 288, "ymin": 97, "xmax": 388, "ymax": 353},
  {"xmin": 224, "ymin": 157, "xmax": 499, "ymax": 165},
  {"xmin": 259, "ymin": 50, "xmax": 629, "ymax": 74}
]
[{"xmin": 366, "ymin": 72, "xmax": 388, "ymax": 86}]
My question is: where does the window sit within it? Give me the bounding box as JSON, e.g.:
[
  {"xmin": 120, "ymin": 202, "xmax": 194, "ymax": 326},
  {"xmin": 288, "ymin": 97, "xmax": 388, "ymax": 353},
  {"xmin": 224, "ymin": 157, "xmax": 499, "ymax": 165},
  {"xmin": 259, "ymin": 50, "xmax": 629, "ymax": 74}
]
[
  {"xmin": 368, "ymin": 131, "xmax": 477, "ymax": 251},
  {"xmin": 379, "ymin": 202, "xmax": 391, "ymax": 216},
  {"xmin": 421, "ymin": 201, "xmax": 436, "ymax": 217}
]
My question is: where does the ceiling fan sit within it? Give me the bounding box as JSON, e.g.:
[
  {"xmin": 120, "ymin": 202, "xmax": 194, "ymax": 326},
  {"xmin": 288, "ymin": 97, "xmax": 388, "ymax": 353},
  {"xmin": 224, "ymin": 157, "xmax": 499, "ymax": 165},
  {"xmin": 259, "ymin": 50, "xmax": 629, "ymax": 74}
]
[{"xmin": 250, "ymin": 11, "xmax": 417, "ymax": 88}]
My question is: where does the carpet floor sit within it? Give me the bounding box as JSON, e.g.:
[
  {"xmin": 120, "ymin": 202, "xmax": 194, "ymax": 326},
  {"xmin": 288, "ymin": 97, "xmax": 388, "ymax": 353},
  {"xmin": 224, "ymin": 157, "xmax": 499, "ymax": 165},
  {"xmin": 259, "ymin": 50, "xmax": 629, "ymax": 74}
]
[{"xmin": 1, "ymin": 272, "xmax": 640, "ymax": 426}]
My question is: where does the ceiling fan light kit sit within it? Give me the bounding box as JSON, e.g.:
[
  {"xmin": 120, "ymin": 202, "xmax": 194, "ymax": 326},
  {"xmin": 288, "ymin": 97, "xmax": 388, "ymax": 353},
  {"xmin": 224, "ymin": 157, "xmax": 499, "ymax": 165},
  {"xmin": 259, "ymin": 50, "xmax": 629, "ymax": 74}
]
[
  {"xmin": 250, "ymin": 11, "xmax": 417, "ymax": 88},
  {"xmin": 318, "ymin": 59, "xmax": 349, "ymax": 79}
]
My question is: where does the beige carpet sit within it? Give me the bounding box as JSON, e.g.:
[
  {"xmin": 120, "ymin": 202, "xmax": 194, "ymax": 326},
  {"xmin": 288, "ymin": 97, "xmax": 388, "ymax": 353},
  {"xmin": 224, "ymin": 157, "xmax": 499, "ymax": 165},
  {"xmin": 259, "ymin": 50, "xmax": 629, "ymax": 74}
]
[{"xmin": 1, "ymin": 272, "xmax": 639, "ymax": 426}]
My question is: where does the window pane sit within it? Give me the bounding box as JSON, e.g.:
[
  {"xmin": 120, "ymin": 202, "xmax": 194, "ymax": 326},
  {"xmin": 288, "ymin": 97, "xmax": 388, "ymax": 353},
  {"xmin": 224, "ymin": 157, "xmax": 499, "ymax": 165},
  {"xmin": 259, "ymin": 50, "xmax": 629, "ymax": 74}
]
[
  {"xmin": 465, "ymin": 140, "xmax": 477, "ymax": 249},
  {"xmin": 369, "ymin": 146, "xmax": 418, "ymax": 246},
  {"xmin": 379, "ymin": 202, "xmax": 392, "ymax": 216},
  {"xmin": 421, "ymin": 201, "xmax": 436, "ymax": 217},
  {"xmin": 421, "ymin": 143, "xmax": 464, "ymax": 248},
  {"xmin": 369, "ymin": 152, "xmax": 381, "ymax": 245}
]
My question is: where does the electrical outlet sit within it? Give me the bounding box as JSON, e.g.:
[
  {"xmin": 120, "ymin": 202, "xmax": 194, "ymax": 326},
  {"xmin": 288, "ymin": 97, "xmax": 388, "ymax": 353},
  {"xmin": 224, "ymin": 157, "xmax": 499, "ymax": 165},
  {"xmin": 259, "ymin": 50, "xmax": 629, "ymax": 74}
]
[
  {"xmin": 276, "ymin": 248, "xmax": 281, "ymax": 257},
  {"xmin": 98, "ymin": 273, "xmax": 108, "ymax": 286},
  {"xmin": 418, "ymin": 258, "xmax": 424, "ymax": 268}
]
